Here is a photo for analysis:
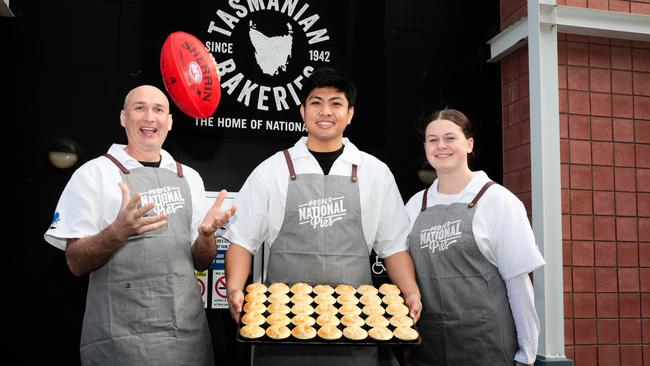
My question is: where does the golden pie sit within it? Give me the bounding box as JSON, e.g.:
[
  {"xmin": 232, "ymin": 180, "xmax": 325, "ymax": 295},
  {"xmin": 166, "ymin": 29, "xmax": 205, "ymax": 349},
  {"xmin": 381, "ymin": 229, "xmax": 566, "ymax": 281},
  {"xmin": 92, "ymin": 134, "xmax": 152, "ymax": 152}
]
[
  {"xmin": 379, "ymin": 283, "xmax": 401, "ymax": 296},
  {"xmin": 245, "ymin": 292, "xmax": 267, "ymax": 303},
  {"xmin": 316, "ymin": 313, "xmax": 340, "ymax": 327},
  {"xmin": 365, "ymin": 314, "xmax": 389, "ymax": 327},
  {"xmin": 337, "ymin": 293, "xmax": 360, "ymax": 305},
  {"xmin": 338, "ymin": 304, "xmax": 362, "ymax": 316},
  {"xmin": 266, "ymin": 324, "xmax": 291, "ymax": 339},
  {"xmin": 291, "ymin": 293, "xmax": 314, "ymax": 304},
  {"xmin": 335, "ymin": 284, "xmax": 356, "ymax": 295},
  {"xmin": 359, "ymin": 294, "xmax": 382, "ymax": 305},
  {"xmin": 292, "ymin": 325, "xmax": 317, "ymax": 339},
  {"xmin": 368, "ymin": 326, "xmax": 393, "ymax": 341},
  {"xmin": 313, "ymin": 293, "xmax": 336, "ymax": 305},
  {"xmin": 362, "ymin": 303, "xmax": 385, "ymax": 316},
  {"xmin": 246, "ymin": 283, "xmax": 267, "ymax": 294},
  {"xmin": 268, "ymin": 282, "xmax": 290, "ymax": 294},
  {"xmin": 393, "ymin": 326, "xmax": 419, "ymax": 341},
  {"xmin": 356, "ymin": 284, "xmax": 378, "ymax": 295},
  {"xmin": 314, "ymin": 303, "xmax": 338, "ymax": 315},
  {"xmin": 291, "ymin": 314, "xmax": 316, "ymax": 327},
  {"xmin": 241, "ymin": 311, "xmax": 266, "ymax": 326},
  {"xmin": 239, "ymin": 324, "xmax": 265, "ymax": 339},
  {"xmin": 318, "ymin": 325, "xmax": 343, "ymax": 340},
  {"xmin": 291, "ymin": 282, "xmax": 313, "ymax": 294},
  {"xmin": 340, "ymin": 314, "xmax": 365, "ymax": 327},
  {"xmin": 313, "ymin": 284, "xmax": 335, "ymax": 295},
  {"xmin": 243, "ymin": 301, "xmax": 266, "ymax": 314},
  {"xmin": 267, "ymin": 303, "xmax": 291, "ymax": 314},
  {"xmin": 382, "ymin": 294, "xmax": 405, "ymax": 305},
  {"xmin": 291, "ymin": 302, "xmax": 315, "ymax": 315},
  {"xmin": 386, "ymin": 303, "xmax": 409, "ymax": 316},
  {"xmin": 390, "ymin": 315, "xmax": 414, "ymax": 327},
  {"xmin": 266, "ymin": 313, "xmax": 291, "ymax": 326},
  {"xmin": 268, "ymin": 293, "xmax": 291, "ymax": 304},
  {"xmin": 343, "ymin": 326, "xmax": 368, "ymax": 340}
]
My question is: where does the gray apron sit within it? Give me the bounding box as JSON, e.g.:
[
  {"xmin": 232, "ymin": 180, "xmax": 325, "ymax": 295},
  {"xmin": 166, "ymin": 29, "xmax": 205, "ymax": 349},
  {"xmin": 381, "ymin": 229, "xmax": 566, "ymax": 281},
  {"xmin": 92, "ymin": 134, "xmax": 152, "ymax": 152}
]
[
  {"xmin": 408, "ymin": 182, "xmax": 518, "ymax": 366},
  {"xmin": 254, "ymin": 149, "xmax": 397, "ymax": 366},
  {"xmin": 78, "ymin": 154, "xmax": 214, "ymax": 366}
]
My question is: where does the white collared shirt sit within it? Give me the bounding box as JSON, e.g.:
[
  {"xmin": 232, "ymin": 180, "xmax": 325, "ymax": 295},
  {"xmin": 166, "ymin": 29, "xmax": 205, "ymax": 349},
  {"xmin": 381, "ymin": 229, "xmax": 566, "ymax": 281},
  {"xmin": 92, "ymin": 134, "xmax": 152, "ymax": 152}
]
[
  {"xmin": 222, "ymin": 137, "xmax": 410, "ymax": 258},
  {"xmin": 44, "ymin": 144, "xmax": 208, "ymax": 250},
  {"xmin": 405, "ymin": 170, "xmax": 545, "ymax": 280},
  {"xmin": 405, "ymin": 171, "xmax": 545, "ymax": 364}
]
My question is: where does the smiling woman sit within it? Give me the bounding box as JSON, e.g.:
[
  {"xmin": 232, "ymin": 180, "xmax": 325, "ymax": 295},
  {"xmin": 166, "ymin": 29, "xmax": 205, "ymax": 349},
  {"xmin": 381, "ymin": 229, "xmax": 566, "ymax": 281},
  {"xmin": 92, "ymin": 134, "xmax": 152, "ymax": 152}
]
[
  {"xmin": 405, "ymin": 108, "xmax": 545, "ymax": 366},
  {"xmin": 423, "ymin": 116, "xmax": 474, "ymax": 185}
]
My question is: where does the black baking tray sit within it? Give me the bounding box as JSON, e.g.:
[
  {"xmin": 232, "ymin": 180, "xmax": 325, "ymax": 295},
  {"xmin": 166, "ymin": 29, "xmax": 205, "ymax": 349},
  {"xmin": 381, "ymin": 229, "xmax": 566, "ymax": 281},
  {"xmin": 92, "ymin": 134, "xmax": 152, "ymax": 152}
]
[
  {"xmin": 236, "ymin": 290, "xmax": 421, "ymax": 345},
  {"xmin": 236, "ymin": 323, "xmax": 422, "ymax": 345}
]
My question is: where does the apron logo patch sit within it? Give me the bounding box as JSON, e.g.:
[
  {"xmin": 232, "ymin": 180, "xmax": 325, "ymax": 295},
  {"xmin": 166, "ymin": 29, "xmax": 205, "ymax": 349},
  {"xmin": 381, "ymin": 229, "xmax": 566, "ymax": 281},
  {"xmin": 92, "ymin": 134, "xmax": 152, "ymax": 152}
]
[
  {"xmin": 140, "ymin": 186, "xmax": 186, "ymax": 215},
  {"xmin": 298, "ymin": 196, "xmax": 346, "ymax": 229},
  {"xmin": 419, "ymin": 219, "xmax": 462, "ymax": 254}
]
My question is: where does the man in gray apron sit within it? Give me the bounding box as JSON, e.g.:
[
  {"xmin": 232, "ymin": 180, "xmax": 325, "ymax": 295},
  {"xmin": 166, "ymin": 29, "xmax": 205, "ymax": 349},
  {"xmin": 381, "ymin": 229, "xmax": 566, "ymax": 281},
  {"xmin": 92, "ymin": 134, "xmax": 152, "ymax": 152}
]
[
  {"xmin": 408, "ymin": 183, "xmax": 518, "ymax": 365},
  {"xmin": 224, "ymin": 67, "xmax": 422, "ymax": 365},
  {"xmin": 44, "ymin": 85, "xmax": 235, "ymax": 365}
]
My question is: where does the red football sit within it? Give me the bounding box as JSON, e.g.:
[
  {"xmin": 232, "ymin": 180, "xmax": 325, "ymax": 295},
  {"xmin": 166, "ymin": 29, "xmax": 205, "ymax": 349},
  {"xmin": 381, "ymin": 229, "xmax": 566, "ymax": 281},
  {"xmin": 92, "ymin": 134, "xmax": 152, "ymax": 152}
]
[{"xmin": 160, "ymin": 31, "xmax": 221, "ymax": 118}]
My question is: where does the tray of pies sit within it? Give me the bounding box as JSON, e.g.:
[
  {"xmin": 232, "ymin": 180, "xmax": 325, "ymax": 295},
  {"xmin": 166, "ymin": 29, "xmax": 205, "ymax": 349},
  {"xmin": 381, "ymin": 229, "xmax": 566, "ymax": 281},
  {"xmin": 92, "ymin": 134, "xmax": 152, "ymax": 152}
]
[{"xmin": 237, "ymin": 282, "xmax": 421, "ymax": 345}]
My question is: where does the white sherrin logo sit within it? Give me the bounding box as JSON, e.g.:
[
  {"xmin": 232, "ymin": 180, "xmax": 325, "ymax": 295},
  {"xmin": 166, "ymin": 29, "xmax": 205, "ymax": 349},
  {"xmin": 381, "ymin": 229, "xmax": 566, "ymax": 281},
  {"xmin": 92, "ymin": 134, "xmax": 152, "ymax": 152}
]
[{"xmin": 189, "ymin": 61, "xmax": 203, "ymax": 82}]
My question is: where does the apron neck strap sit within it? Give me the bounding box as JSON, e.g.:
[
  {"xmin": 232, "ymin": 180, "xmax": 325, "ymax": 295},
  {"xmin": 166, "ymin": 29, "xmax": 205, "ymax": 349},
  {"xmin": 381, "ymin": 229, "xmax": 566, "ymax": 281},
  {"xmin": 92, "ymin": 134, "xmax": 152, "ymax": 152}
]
[
  {"xmin": 421, "ymin": 181, "xmax": 495, "ymax": 210},
  {"xmin": 103, "ymin": 153, "xmax": 183, "ymax": 178},
  {"xmin": 282, "ymin": 149, "xmax": 297, "ymax": 180},
  {"xmin": 421, "ymin": 187, "xmax": 429, "ymax": 211},
  {"xmin": 103, "ymin": 153, "xmax": 130, "ymax": 174},
  {"xmin": 283, "ymin": 149, "xmax": 358, "ymax": 182},
  {"xmin": 468, "ymin": 181, "xmax": 495, "ymax": 208},
  {"xmin": 175, "ymin": 161, "xmax": 184, "ymax": 178}
]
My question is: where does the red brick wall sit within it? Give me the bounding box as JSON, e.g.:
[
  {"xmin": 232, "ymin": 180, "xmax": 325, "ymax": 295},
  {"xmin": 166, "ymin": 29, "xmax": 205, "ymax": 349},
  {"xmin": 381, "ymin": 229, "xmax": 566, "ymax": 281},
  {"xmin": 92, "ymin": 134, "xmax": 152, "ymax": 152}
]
[
  {"xmin": 556, "ymin": 0, "xmax": 650, "ymax": 15},
  {"xmin": 500, "ymin": 0, "xmax": 650, "ymax": 30},
  {"xmin": 502, "ymin": 46, "xmax": 532, "ymax": 212},
  {"xmin": 500, "ymin": 1, "xmax": 650, "ymax": 364},
  {"xmin": 500, "ymin": 1, "xmax": 650, "ymax": 32},
  {"xmin": 501, "ymin": 0, "xmax": 527, "ymax": 30},
  {"xmin": 501, "ymin": 34, "xmax": 650, "ymax": 366},
  {"xmin": 500, "ymin": 2, "xmax": 650, "ymax": 365},
  {"xmin": 558, "ymin": 35, "xmax": 650, "ymax": 366}
]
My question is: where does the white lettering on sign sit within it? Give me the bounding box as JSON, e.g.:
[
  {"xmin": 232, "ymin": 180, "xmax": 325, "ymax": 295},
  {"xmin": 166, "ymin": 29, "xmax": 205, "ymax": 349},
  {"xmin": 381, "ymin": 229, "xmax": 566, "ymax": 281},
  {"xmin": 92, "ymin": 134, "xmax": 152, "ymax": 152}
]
[
  {"xmin": 205, "ymin": 0, "xmax": 331, "ymax": 112},
  {"xmin": 195, "ymin": 116, "xmax": 306, "ymax": 132}
]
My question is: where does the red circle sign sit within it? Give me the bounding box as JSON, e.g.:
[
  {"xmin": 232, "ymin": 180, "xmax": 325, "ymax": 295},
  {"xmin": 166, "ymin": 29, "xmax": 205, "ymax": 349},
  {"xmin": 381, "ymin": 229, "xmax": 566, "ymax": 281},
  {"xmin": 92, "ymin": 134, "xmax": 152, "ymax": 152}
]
[
  {"xmin": 197, "ymin": 278, "xmax": 206, "ymax": 296},
  {"xmin": 215, "ymin": 276, "xmax": 227, "ymax": 299}
]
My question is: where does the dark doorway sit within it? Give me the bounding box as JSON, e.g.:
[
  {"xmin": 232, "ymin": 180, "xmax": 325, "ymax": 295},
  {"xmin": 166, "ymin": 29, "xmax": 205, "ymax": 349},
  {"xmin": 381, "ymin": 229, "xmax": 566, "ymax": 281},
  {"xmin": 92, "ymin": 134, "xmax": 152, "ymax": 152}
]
[{"xmin": 5, "ymin": 1, "xmax": 499, "ymax": 364}]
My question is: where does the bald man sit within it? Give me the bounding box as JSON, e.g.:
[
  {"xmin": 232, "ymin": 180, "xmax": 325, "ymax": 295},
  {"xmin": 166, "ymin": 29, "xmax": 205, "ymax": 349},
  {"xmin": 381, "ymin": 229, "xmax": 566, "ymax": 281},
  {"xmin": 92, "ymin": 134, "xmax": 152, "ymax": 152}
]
[{"xmin": 44, "ymin": 85, "xmax": 234, "ymax": 366}]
